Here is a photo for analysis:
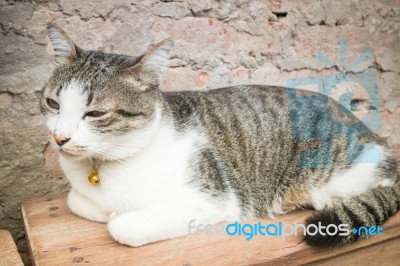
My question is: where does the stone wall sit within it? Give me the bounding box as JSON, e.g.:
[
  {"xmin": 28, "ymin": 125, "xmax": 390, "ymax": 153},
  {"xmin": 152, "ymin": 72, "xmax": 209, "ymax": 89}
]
[{"xmin": 0, "ymin": 0, "xmax": 399, "ymax": 263}]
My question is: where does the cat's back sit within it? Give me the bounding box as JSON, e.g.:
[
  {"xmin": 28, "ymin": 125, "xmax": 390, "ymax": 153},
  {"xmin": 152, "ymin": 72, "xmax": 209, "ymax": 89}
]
[
  {"xmin": 164, "ymin": 86, "xmax": 295, "ymax": 179},
  {"xmin": 163, "ymin": 85, "xmax": 376, "ymax": 177},
  {"xmin": 164, "ymin": 85, "xmax": 371, "ymax": 142},
  {"xmin": 163, "ymin": 85, "xmax": 290, "ymax": 133}
]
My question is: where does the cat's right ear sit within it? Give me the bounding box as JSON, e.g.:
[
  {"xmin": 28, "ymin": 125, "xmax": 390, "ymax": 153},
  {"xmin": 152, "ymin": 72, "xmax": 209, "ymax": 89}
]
[
  {"xmin": 46, "ymin": 22, "xmax": 80, "ymax": 64},
  {"xmin": 119, "ymin": 38, "xmax": 174, "ymax": 89}
]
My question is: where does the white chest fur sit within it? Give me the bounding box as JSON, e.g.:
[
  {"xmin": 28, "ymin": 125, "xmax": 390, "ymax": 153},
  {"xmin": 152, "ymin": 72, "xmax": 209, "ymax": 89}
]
[{"xmin": 59, "ymin": 124, "xmax": 204, "ymax": 214}]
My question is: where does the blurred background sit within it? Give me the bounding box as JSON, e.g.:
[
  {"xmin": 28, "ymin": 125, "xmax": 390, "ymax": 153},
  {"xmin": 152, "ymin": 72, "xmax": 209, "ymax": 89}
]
[{"xmin": 0, "ymin": 0, "xmax": 399, "ymax": 264}]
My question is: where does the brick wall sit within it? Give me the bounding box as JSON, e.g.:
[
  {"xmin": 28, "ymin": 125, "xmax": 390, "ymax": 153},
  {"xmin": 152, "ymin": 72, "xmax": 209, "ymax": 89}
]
[{"xmin": 0, "ymin": 0, "xmax": 399, "ymax": 263}]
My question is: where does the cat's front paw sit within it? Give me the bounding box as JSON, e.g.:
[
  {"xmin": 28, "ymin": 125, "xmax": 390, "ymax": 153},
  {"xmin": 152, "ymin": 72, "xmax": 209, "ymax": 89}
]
[{"xmin": 107, "ymin": 212, "xmax": 152, "ymax": 247}]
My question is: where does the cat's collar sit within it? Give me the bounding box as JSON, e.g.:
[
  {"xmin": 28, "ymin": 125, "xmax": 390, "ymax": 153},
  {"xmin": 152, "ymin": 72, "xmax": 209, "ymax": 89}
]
[{"xmin": 88, "ymin": 159, "xmax": 100, "ymax": 185}]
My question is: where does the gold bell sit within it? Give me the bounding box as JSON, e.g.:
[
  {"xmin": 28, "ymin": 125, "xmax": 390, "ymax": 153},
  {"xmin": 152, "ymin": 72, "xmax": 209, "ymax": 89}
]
[{"xmin": 88, "ymin": 169, "xmax": 100, "ymax": 185}]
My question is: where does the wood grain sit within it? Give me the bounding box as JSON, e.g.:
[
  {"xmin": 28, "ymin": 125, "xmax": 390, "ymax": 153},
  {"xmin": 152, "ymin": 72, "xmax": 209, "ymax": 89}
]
[
  {"xmin": 307, "ymin": 237, "xmax": 400, "ymax": 266},
  {"xmin": 22, "ymin": 194, "xmax": 400, "ymax": 266},
  {"xmin": 0, "ymin": 230, "xmax": 24, "ymax": 266}
]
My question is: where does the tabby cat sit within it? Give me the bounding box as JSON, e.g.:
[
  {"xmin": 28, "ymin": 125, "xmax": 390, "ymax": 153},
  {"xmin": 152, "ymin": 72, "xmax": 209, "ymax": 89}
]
[{"xmin": 41, "ymin": 23, "xmax": 400, "ymax": 247}]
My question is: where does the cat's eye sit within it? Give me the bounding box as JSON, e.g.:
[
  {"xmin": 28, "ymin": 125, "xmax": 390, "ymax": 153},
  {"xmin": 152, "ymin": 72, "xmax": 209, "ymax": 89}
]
[
  {"xmin": 84, "ymin": 110, "xmax": 107, "ymax": 118},
  {"xmin": 46, "ymin": 98, "xmax": 60, "ymax": 110},
  {"xmin": 116, "ymin": 109, "xmax": 145, "ymax": 118}
]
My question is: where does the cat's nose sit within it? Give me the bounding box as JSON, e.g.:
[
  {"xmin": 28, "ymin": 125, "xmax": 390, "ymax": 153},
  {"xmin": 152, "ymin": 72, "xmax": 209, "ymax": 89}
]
[{"xmin": 53, "ymin": 135, "xmax": 71, "ymax": 146}]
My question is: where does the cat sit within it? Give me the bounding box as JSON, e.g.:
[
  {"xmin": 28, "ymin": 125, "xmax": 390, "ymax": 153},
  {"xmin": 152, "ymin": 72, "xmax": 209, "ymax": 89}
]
[{"xmin": 41, "ymin": 22, "xmax": 400, "ymax": 248}]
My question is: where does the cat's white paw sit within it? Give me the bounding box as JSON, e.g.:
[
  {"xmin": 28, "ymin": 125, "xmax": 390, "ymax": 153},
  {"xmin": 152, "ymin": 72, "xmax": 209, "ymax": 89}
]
[{"xmin": 107, "ymin": 212, "xmax": 152, "ymax": 247}]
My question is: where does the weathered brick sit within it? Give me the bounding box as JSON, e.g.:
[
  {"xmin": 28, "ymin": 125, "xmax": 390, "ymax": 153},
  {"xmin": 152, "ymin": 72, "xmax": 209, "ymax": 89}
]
[{"xmin": 0, "ymin": 0, "xmax": 399, "ymax": 259}]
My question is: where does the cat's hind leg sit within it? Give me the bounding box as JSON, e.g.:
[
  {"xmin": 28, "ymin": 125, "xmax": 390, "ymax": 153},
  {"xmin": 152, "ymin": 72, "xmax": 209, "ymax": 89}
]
[
  {"xmin": 310, "ymin": 145, "xmax": 397, "ymax": 210},
  {"xmin": 306, "ymin": 146, "xmax": 400, "ymax": 246}
]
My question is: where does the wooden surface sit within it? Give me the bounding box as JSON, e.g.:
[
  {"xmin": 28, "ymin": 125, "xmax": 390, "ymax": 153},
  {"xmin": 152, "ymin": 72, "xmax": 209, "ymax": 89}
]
[
  {"xmin": 308, "ymin": 237, "xmax": 400, "ymax": 266},
  {"xmin": 22, "ymin": 194, "xmax": 400, "ymax": 266},
  {"xmin": 0, "ymin": 230, "xmax": 24, "ymax": 266}
]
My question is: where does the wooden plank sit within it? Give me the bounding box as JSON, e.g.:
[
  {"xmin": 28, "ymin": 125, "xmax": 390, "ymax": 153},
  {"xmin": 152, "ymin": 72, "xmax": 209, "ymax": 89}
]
[
  {"xmin": 307, "ymin": 237, "xmax": 400, "ymax": 266},
  {"xmin": 22, "ymin": 194, "xmax": 400, "ymax": 266},
  {"xmin": 0, "ymin": 230, "xmax": 24, "ymax": 266}
]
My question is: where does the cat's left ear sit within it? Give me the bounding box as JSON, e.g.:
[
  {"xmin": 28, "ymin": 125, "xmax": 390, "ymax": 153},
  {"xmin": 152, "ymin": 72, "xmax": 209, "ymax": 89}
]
[
  {"xmin": 46, "ymin": 22, "xmax": 81, "ymax": 64},
  {"xmin": 121, "ymin": 38, "xmax": 174, "ymax": 89}
]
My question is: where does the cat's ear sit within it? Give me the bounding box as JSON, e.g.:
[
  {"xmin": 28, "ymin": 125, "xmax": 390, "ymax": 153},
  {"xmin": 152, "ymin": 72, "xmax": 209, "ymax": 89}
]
[
  {"xmin": 122, "ymin": 38, "xmax": 174, "ymax": 89},
  {"xmin": 46, "ymin": 22, "xmax": 81, "ymax": 64},
  {"xmin": 140, "ymin": 38, "xmax": 174, "ymax": 76}
]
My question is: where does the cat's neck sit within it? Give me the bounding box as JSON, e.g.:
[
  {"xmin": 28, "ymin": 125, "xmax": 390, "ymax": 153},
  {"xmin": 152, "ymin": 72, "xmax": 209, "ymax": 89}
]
[{"xmin": 59, "ymin": 116, "xmax": 201, "ymax": 188}]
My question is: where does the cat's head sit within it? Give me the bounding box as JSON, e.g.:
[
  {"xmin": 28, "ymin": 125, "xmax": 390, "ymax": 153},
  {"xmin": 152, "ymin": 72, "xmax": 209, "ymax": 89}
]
[{"xmin": 41, "ymin": 23, "xmax": 174, "ymax": 161}]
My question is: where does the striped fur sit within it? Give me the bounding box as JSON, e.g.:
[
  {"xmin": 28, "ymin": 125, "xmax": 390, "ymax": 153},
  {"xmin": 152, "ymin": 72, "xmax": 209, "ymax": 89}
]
[{"xmin": 305, "ymin": 183, "xmax": 400, "ymax": 246}]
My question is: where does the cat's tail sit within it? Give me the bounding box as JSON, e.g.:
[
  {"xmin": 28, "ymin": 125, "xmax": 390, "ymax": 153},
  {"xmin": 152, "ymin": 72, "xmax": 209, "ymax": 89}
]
[{"xmin": 304, "ymin": 182, "xmax": 400, "ymax": 247}]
